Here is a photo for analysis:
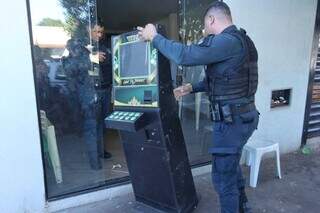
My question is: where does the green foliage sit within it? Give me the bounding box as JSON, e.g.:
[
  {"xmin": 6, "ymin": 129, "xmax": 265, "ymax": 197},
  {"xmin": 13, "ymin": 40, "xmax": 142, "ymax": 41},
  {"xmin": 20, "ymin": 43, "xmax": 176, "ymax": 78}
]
[
  {"xmin": 301, "ymin": 146, "xmax": 312, "ymax": 155},
  {"xmin": 38, "ymin": 18, "xmax": 65, "ymax": 27},
  {"xmin": 59, "ymin": 0, "xmax": 96, "ymax": 39}
]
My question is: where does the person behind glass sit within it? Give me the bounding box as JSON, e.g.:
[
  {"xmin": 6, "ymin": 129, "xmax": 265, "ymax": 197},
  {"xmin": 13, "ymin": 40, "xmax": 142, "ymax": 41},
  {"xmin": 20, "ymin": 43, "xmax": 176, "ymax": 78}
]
[
  {"xmin": 138, "ymin": 2, "xmax": 259, "ymax": 213},
  {"xmin": 88, "ymin": 21, "xmax": 112, "ymax": 159},
  {"xmin": 62, "ymin": 38, "xmax": 102, "ymax": 170},
  {"xmin": 33, "ymin": 45, "xmax": 50, "ymax": 112}
]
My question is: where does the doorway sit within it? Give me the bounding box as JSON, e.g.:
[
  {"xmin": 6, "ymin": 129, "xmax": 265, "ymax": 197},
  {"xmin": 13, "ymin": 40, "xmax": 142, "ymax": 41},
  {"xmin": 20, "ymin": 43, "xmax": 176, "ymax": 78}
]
[
  {"xmin": 97, "ymin": 0, "xmax": 215, "ymax": 167},
  {"xmin": 96, "ymin": 0, "xmax": 180, "ymax": 184}
]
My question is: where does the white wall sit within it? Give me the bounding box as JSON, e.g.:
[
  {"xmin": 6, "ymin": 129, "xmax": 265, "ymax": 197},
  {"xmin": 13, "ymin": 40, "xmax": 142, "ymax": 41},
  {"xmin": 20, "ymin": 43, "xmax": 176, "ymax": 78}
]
[
  {"xmin": 0, "ymin": 0, "xmax": 318, "ymax": 212},
  {"xmin": 224, "ymin": 0, "xmax": 318, "ymax": 153},
  {"xmin": 0, "ymin": 1, "xmax": 46, "ymax": 213}
]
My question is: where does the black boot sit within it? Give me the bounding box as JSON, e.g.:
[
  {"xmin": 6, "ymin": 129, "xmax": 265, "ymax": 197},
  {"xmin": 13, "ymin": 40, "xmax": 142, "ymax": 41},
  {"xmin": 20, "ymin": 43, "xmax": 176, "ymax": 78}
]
[
  {"xmin": 99, "ymin": 151, "xmax": 112, "ymax": 159},
  {"xmin": 88, "ymin": 151, "xmax": 102, "ymax": 170},
  {"xmin": 239, "ymin": 188, "xmax": 252, "ymax": 213},
  {"xmin": 239, "ymin": 202, "xmax": 252, "ymax": 213},
  {"xmin": 103, "ymin": 151, "xmax": 112, "ymax": 159}
]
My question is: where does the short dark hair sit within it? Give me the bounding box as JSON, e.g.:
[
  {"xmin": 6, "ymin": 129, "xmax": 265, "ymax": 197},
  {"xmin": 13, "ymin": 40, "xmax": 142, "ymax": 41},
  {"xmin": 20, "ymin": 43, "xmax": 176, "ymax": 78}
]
[
  {"xmin": 91, "ymin": 17, "xmax": 104, "ymax": 28},
  {"xmin": 204, "ymin": 1, "xmax": 232, "ymax": 19}
]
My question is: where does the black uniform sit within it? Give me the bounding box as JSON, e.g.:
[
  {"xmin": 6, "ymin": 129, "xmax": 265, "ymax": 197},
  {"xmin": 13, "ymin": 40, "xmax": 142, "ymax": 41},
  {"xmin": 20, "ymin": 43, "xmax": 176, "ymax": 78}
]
[
  {"xmin": 92, "ymin": 38, "xmax": 113, "ymax": 158},
  {"xmin": 152, "ymin": 25, "xmax": 259, "ymax": 213}
]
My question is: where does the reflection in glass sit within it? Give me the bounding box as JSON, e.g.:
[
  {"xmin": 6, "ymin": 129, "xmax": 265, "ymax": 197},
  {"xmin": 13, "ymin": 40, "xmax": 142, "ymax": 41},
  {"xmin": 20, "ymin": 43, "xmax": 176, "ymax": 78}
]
[
  {"xmin": 29, "ymin": 0, "xmax": 217, "ymax": 199},
  {"xmin": 29, "ymin": 0, "xmax": 128, "ymax": 198},
  {"xmin": 178, "ymin": 0, "xmax": 216, "ymax": 164}
]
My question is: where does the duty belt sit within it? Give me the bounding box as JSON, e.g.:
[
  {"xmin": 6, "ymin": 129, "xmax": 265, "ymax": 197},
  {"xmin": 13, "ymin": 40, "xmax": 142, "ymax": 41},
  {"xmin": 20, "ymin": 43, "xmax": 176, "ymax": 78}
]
[{"xmin": 211, "ymin": 102, "xmax": 256, "ymax": 122}]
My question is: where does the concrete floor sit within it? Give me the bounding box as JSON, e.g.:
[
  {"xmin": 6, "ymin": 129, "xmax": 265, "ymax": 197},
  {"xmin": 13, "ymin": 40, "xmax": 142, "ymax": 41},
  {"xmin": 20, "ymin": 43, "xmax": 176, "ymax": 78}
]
[{"xmin": 56, "ymin": 146, "xmax": 320, "ymax": 213}]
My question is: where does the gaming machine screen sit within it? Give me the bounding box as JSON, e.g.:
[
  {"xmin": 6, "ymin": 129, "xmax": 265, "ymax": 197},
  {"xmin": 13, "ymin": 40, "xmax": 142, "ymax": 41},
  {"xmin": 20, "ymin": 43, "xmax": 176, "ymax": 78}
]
[
  {"xmin": 120, "ymin": 42, "xmax": 149, "ymax": 78},
  {"xmin": 112, "ymin": 33, "xmax": 158, "ymax": 107}
]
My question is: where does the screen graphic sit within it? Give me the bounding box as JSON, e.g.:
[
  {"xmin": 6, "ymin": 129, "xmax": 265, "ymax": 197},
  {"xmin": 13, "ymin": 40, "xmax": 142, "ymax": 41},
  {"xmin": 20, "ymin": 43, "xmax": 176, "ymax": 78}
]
[{"xmin": 112, "ymin": 32, "xmax": 158, "ymax": 107}]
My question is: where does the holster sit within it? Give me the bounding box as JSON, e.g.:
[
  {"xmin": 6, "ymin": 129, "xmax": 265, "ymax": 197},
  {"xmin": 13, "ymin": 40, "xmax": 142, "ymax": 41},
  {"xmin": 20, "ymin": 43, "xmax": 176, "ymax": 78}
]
[
  {"xmin": 210, "ymin": 103, "xmax": 255, "ymax": 123},
  {"xmin": 210, "ymin": 103, "xmax": 224, "ymax": 122}
]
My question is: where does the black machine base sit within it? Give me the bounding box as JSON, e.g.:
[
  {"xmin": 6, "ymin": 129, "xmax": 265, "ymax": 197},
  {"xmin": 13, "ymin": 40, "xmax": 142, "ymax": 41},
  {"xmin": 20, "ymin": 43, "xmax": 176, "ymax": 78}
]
[{"xmin": 106, "ymin": 108, "xmax": 198, "ymax": 213}]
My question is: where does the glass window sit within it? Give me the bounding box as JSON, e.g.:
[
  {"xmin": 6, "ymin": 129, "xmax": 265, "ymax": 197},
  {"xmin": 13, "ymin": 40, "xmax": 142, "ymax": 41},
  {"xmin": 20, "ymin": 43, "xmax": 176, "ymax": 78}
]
[
  {"xmin": 178, "ymin": 0, "xmax": 217, "ymax": 164},
  {"xmin": 28, "ymin": 0, "xmax": 129, "ymax": 199},
  {"xmin": 29, "ymin": 0, "xmax": 217, "ymax": 199}
]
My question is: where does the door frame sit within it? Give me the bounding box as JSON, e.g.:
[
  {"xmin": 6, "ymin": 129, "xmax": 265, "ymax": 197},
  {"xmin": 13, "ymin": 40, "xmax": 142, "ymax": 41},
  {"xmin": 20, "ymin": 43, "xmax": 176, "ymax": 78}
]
[{"xmin": 301, "ymin": 0, "xmax": 320, "ymax": 147}]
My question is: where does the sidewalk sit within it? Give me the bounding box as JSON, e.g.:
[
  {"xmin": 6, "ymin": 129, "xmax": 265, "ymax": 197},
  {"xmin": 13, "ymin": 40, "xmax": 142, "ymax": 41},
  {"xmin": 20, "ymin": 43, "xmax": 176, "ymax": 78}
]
[{"xmin": 57, "ymin": 147, "xmax": 320, "ymax": 213}]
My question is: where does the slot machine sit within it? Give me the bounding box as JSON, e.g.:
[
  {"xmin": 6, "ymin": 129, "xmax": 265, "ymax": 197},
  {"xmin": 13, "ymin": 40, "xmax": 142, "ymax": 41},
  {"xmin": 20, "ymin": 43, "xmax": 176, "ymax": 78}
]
[{"xmin": 105, "ymin": 26, "xmax": 198, "ymax": 213}]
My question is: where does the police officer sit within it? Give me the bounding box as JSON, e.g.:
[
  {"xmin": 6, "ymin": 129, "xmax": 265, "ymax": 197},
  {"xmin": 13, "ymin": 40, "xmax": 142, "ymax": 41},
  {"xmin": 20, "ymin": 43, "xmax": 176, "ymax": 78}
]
[
  {"xmin": 138, "ymin": 2, "xmax": 259, "ymax": 213},
  {"xmin": 89, "ymin": 22, "xmax": 113, "ymax": 159},
  {"xmin": 63, "ymin": 38, "xmax": 102, "ymax": 170}
]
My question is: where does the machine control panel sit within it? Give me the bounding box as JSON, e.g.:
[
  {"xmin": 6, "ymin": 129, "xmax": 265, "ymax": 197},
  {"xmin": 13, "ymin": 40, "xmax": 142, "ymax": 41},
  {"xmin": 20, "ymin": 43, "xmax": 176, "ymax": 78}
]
[
  {"xmin": 108, "ymin": 111, "xmax": 143, "ymax": 122},
  {"xmin": 105, "ymin": 111, "xmax": 145, "ymax": 132}
]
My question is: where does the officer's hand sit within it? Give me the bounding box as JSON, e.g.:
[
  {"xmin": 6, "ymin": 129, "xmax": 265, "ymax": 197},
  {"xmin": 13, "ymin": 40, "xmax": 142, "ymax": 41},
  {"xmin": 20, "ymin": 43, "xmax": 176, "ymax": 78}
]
[
  {"xmin": 173, "ymin": 84, "xmax": 193, "ymax": 101},
  {"xmin": 137, "ymin": 24, "xmax": 158, "ymax": 41},
  {"xmin": 98, "ymin": 52, "xmax": 106, "ymax": 62}
]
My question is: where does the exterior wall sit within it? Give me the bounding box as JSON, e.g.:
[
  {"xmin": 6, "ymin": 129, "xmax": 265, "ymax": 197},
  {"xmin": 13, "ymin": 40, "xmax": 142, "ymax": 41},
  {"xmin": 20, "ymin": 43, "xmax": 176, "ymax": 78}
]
[
  {"xmin": 0, "ymin": 0, "xmax": 318, "ymax": 212},
  {"xmin": 225, "ymin": 0, "xmax": 318, "ymax": 153},
  {"xmin": 0, "ymin": 1, "xmax": 46, "ymax": 213}
]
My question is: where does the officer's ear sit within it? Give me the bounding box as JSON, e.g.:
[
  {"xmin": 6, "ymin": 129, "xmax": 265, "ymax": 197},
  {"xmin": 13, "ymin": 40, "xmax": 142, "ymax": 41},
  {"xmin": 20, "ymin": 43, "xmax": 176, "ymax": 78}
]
[{"xmin": 208, "ymin": 15, "xmax": 215, "ymax": 26}]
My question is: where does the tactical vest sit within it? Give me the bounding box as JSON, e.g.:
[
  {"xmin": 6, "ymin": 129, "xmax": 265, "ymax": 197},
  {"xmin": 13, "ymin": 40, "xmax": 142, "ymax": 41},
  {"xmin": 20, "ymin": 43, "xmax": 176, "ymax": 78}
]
[{"xmin": 207, "ymin": 28, "xmax": 258, "ymax": 103}]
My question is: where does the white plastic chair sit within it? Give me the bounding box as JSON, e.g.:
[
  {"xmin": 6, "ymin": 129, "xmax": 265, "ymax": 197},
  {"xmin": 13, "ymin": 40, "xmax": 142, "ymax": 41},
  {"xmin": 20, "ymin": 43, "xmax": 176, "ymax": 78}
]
[
  {"xmin": 195, "ymin": 92, "xmax": 211, "ymax": 130},
  {"xmin": 40, "ymin": 110, "xmax": 63, "ymax": 184},
  {"xmin": 178, "ymin": 66, "xmax": 207, "ymax": 128},
  {"xmin": 243, "ymin": 139, "xmax": 282, "ymax": 188},
  {"xmin": 194, "ymin": 68, "xmax": 210, "ymax": 130}
]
